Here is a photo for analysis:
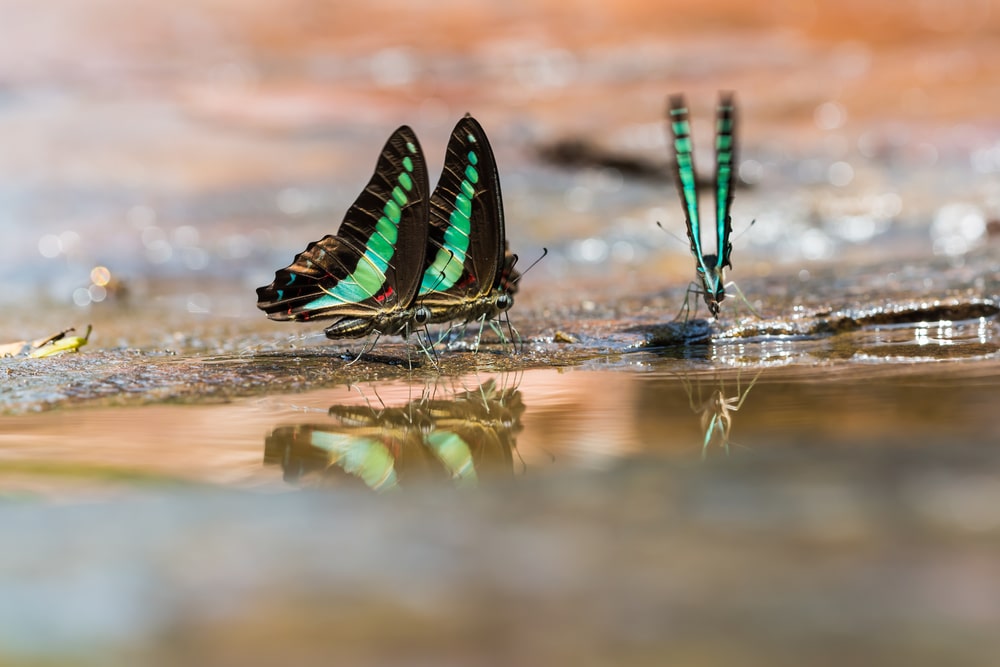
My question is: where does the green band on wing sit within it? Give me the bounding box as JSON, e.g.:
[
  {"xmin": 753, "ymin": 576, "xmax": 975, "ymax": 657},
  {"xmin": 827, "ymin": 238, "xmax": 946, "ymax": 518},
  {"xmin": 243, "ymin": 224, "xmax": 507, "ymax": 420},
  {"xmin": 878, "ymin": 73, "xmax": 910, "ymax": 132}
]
[
  {"xmin": 391, "ymin": 186, "xmax": 408, "ymax": 206},
  {"xmin": 715, "ymin": 107, "xmax": 736, "ymax": 269},
  {"xmin": 420, "ymin": 156, "xmax": 478, "ymax": 293},
  {"xmin": 460, "ymin": 179, "xmax": 475, "ymax": 199},
  {"xmin": 303, "ymin": 153, "xmax": 416, "ymax": 310},
  {"xmin": 675, "ymin": 148, "xmax": 701, "ymax": 249}
]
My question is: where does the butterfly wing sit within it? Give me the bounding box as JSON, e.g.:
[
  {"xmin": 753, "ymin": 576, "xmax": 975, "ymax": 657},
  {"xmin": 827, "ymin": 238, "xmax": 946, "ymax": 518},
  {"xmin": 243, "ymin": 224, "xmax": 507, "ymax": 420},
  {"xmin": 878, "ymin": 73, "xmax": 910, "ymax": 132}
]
[
  {"xmin": 256, "ymin": 126, "xmax": 430, "ymax": 322},
  {"xmin": 668, "ymin": 95, "xmax": 708, "ymax": 272},
  {"xmin": 714, "ymin": 92, "xmax": 737, "ymax": 270},
  {"xmin": 418, "ymin": 115, "xmax": 504, "ymax": 320}
]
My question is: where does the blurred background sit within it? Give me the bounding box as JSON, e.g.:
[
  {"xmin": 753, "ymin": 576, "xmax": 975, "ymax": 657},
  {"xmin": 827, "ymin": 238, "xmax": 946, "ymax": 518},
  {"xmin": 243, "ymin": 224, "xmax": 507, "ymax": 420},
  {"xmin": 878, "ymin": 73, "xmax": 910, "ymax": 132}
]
[
  {"xmin": 1, "ymin": 0, "xmax": 997, "ymax": 324},
  {"xmin": 3, "ymin": 4, "xmax": 1000, "ymax": 664}
]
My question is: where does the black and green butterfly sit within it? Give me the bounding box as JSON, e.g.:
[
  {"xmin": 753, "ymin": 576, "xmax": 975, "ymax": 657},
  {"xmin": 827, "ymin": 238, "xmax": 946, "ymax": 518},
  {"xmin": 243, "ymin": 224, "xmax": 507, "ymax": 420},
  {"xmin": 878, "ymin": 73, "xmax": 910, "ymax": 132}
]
[
  {"xmin": 417, "ymin": 115, "xmax": 521, "ymax": 335},
  {"xmin": 256, "ymin": 126, "xmax": 431, "ymax": 340},
  {"xmin": 668, "ymin": 92, "xmax": 739, "ymax": 318},
  {"xmin": 256, "ymin": 117, "xmax": 521, "ymax": 348}
]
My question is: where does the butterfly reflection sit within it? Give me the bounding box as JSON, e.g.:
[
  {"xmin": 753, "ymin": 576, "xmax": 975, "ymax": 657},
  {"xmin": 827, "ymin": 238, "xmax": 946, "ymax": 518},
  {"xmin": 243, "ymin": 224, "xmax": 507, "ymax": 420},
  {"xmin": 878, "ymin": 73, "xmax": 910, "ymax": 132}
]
[
  {"xmin": 680, "ymin": 370, "xmax": 762, "ymax": 459},
  {"xmin": 263, "ymin": 379, "xmax": 525, "ymax": 492}
]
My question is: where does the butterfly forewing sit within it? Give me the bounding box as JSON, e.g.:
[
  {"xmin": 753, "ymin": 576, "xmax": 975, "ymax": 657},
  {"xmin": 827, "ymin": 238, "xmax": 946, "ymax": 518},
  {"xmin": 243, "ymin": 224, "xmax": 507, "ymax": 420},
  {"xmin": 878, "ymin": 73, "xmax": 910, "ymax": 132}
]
[
  {"xmin": 668, "ymin": 95, "xmax": 707, "ymax": 270},
  {"xmin": 714, "ymin": 92, "xmax": 737, "ymax": 270},
  {"xmin": 256, "ymin": 126, "xmax": 430, "ymax": 323},
  {"xmin": 419, "ymin": 115, "xmax": 504, "ymax": 319}
]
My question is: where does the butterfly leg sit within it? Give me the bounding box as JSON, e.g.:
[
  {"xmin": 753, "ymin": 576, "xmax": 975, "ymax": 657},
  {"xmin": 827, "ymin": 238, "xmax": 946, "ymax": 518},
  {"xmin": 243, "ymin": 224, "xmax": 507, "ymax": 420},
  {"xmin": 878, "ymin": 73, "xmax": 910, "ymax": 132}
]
[
  {"xmin": 504, "ymin": 313, "xmax": 522, "ymax": 354},
  {"xmin": 494, "ymin": 310, "xmax": 522, "ymax": 353},
  {"xmin": 471, "ymin": 315, "xmax": 490, "ymax": 352},
  {"xmin": 436, "ymin": 321, "xmax": 471, "ymax": 349},
  {"xmin": 484, "ymin": 313, "xmax": 521, "ymax": 354},
  {"xmin": 346, "ymin": 333, "xmax": 380, "ymax": 366},
  {"xmin": 417, "ymin": 323, "xmax": 441, "ymax": 369},
  {"xmin": 402, "ymin": 321, "xmax": 438, "ymax": 370},
  {"xmin": 673, "ymin": 281, "xmax": 703, "ymax": 324},
  {"xmin": 725, "ymin": 280, "xmax": 762, "ymax": 319},
  {"xmin": 731, "ymin": 368, "xmax": 763, "ymax": 412}
]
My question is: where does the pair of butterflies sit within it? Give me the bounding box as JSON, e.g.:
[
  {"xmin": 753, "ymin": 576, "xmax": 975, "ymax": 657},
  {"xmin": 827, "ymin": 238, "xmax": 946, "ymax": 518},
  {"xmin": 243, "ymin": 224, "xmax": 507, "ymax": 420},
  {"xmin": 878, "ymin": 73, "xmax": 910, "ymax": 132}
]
[
  {"xmin": 668, "ymin": 92, "xmax": 739, "ymax": 318},
  {"xmin": 256, "ymin": 115, "xmax": 518, "ymax": 343}
]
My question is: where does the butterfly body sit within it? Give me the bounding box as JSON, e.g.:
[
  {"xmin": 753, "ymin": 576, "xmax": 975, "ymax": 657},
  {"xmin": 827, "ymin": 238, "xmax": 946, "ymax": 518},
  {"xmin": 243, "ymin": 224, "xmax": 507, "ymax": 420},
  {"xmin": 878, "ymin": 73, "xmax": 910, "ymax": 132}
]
[
  {"xmin": 668, "ymin": 92, "xmax": 737, "ymax": 318},
  {"xmin": 256, "ymin": 126, "xmax": 431, "ymax": 340}
]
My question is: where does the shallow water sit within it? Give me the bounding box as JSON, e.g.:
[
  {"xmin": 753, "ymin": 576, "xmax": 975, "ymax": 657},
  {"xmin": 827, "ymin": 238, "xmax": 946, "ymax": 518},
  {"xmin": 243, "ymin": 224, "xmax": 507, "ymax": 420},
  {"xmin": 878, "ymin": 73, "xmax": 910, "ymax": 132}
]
[{"xmin": 5, "ymin": 313, "xmax": 999, "ymax": 499}]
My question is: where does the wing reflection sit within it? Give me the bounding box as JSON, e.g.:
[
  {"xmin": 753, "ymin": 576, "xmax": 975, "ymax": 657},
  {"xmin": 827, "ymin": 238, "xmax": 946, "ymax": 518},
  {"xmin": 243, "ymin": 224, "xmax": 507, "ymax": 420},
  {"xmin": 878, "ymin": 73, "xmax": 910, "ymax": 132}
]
[
  {"xmin": 263, "ymin": 378, "xmax": 525, "ymax": 491},
  {"xmin": 681, "ymin": 370, "xmax": 761, "ymax": 459}
]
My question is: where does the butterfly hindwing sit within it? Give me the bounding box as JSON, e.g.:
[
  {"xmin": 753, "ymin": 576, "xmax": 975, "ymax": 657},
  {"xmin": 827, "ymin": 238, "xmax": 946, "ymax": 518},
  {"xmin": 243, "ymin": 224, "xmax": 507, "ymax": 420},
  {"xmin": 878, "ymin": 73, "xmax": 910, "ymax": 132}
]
[
  {"xmin": 256, "ymin": 126, "xmax": 430, "ymax": 324},
  {"xmin": 668, "ymin": 95, "xmax": 707, "ymax": 272}
]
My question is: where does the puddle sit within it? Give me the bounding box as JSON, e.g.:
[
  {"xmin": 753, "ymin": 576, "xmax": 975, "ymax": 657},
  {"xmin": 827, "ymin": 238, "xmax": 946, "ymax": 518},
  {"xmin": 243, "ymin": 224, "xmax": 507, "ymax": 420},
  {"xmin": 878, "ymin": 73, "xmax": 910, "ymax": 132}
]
[{"xmin": 5, "ymin": 344, "xmax": 1000, "ymax": 500}]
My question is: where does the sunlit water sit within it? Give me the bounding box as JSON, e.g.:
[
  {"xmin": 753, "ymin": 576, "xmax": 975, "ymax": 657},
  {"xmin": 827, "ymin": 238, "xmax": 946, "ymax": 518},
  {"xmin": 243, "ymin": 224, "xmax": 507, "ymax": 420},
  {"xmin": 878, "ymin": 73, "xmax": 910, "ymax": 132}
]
[{"xmin": 5, "ymin": 338, "xmax": 999, "ymax": 500}]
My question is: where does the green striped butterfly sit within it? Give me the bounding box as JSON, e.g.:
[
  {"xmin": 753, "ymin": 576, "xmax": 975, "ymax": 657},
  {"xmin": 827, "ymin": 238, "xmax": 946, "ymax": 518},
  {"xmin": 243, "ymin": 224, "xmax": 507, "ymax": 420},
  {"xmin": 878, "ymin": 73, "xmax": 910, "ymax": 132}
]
[
  {"xmin": 256, "ymin": 126, "xmax": 431, "ymax": 340},
  {"xmin": 417, "ymin": 115, "xmax": 521, "ymax": 332},
  {"xmin": 668, "ymin": 92, "xmax": 738, "ymax": 318}
]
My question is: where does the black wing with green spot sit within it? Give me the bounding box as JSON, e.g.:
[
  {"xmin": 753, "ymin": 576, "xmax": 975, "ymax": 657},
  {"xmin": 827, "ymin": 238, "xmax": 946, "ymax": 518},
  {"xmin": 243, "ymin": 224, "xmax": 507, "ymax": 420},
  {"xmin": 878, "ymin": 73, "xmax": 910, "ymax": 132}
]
[
  {"xmin": 668, "ymin": 95, "xmax": 708, "ymax": 271},
  {"xmin": 714, "ymin": 92, "xmax": 737, "ymax": 270},
  {"xmin": 417, "ymin": 115, "xmax": 505, "ymax": 318},
  {"xmin": 256, "ymin": 126, "xmax": 430, "ymax": 323}
]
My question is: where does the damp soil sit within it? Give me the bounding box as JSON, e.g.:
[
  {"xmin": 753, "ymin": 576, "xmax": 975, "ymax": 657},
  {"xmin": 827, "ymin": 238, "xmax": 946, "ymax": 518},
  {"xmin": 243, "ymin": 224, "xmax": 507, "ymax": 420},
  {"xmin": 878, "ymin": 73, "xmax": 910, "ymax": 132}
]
[{"xmin": 3, "ymin": 255, "xmax": 998, "ymax": 414}]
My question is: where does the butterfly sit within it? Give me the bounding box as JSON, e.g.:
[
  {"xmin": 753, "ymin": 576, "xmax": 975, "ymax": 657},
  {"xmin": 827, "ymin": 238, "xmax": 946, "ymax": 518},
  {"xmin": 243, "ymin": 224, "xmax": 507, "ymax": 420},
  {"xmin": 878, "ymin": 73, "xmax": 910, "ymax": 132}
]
[
  {"xmin": 417, "ymin": 115, "xmax": 521, "ymax": 339},
  {"xmin": 668, "ymin": 92, "xmax": 740, "ymax": 318},
  {"xmin": 256, "ymin": 126, "xmax": 431, "ymax": 341}
]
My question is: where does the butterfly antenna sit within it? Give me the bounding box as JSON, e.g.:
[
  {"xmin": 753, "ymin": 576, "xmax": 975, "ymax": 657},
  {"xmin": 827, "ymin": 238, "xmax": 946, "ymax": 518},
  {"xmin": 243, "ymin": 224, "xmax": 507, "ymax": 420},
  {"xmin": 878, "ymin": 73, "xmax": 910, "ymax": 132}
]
[
  {"xmin": 655, "ymin": 220, "xmax": 689, "ymax": 248},
  {"xmin": 510, "ymin": 248, "xmax": 548, "ymax": 285},
  {"xmin": 731, "ymin": 218, "xmax": 757, "ymax": 244}
]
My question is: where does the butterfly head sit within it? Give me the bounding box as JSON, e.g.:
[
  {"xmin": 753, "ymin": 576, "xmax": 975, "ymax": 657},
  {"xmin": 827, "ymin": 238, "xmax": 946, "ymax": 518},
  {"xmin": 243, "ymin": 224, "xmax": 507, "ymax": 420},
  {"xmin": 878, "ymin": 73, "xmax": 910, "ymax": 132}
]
[
  {"xmin": 696, "ymin": 254, "xmax": 726, "ymax": 317},
  {"xmin": 494, "ymin": 292, "xmax": 514, "ymax": 312}
]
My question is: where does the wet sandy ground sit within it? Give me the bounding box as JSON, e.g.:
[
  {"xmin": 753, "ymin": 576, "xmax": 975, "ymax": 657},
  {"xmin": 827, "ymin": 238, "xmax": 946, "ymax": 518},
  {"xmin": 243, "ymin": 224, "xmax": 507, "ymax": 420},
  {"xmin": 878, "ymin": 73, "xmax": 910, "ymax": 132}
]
[{"xmin": 2, "ymin": 0, "xmax": 1000, "ymax": 664}]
